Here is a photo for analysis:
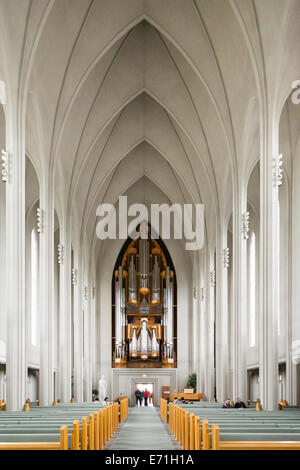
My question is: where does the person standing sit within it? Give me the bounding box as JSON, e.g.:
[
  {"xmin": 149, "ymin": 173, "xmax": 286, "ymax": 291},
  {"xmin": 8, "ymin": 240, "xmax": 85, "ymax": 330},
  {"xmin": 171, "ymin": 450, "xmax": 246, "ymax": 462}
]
[
  {"xmin": 143, "ymin": 389, "xmax": 149, "ymax": 406},
  {"xmin": 135, "ymin": 388, "xmax": 141, "ymax": 406}
]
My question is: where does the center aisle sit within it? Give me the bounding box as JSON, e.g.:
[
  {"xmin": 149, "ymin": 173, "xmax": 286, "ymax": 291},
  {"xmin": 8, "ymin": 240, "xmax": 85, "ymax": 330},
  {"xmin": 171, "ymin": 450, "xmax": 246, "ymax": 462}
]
[{"xmin": 106, "ymin": 406, "xmax": 180, "ymax": 450}]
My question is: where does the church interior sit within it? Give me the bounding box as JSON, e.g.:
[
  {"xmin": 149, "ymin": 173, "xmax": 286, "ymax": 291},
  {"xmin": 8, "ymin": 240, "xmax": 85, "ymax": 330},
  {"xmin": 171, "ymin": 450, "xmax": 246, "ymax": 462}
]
[{"xmin": 1, "ymin": 0, "xmax": 300, "ymax": 452}]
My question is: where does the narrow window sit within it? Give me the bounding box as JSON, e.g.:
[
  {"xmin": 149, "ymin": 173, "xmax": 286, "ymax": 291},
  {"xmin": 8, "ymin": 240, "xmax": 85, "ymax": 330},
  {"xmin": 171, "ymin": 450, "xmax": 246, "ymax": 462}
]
[
  {"xmin": 249, "ymin": 232, "xmax": 256, "ymax": 347},
  {"xmin": 31, "ymin": 228, "xmax": 38, "ymax": 346}
]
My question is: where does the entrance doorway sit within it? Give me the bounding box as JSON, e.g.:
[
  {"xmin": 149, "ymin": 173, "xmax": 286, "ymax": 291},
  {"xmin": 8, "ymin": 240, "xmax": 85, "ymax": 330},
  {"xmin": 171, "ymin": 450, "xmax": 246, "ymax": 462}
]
[
  {"xmin": 247, "ymin": 368, "xmax": 259, "ymax": 402},
  {"xmin": 135, "ymin": 383, "xmax": 154, "ymax": 406}
]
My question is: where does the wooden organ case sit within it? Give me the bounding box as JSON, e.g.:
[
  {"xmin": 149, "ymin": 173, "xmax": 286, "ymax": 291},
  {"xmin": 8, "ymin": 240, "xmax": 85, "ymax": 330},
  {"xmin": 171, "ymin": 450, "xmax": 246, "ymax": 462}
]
[{"xmin": 112, "ymin": 230, "xmax": 177, "ymax": 368}]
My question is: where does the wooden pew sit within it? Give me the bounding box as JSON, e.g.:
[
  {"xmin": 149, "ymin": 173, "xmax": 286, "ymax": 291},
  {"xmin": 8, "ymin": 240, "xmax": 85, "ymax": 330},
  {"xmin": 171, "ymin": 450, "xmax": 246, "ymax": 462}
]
[
  {"xmin": 211, "ymin": 424, "xmax": 300, "ymax": 450},
  {"xmin": 0, "ymin": 402, "xmax": 120, "ymax": 450},
  {"xmin": 0, "ymin": 424, "xmax": 68, "ymax": 450}
]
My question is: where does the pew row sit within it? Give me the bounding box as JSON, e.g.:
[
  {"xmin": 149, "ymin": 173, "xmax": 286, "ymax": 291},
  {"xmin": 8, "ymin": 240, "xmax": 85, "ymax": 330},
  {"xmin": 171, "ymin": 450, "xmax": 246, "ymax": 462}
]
[
  {"xmin": 0, "ymin": 399, "xmax": 129, "ymax": 450},
  {"xmin": 0, "ymin": 424, "xmax": 68, "ymax": 450},
  {"xmin": 161, "ymin": 399, "xmax": 300, "ymax": 450}
]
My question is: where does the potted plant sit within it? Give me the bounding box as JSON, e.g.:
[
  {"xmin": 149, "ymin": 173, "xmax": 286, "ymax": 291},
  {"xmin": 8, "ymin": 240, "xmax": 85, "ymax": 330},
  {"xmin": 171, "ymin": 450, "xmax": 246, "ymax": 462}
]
[{"xmin": 186, "ymin": 373, "xmax": 197, "ymax": 392}]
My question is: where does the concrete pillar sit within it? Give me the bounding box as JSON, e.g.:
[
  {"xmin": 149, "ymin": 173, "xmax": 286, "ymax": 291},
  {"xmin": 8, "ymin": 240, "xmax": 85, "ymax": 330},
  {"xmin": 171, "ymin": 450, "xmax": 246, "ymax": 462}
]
[
  {"xmin": 215, "ymin": 221, "xmax": 229, "ymax": 402},
  {"xmin": 73, "ymin": 251, "xmax": 83, "ymax": 402},
  {"xmin": 83, "ymin": 275, "xmax": 92, "ymax": 402},
  {"xmin": 191, "ymin": 253, "xmax": 199, "ymax": 374},
  {"xmin": 5, "ymin": 115, "xmax": 26, "ymax": 411},
  {"xmin": 205, "ymin": 249, "xmax": 215, "ymax": 401},
  {"xmin": 59, "ymin": 225, "xmax": 72, "ymax": 402},
  {"xmin": 259, "ymin": 119, "xmax": 280, "ymax": 410},
  {"xmin": 38, "ymin": 180, "xmax": 54, "ymax": 405},
  {"xmin": 197, "ymin": 251, "xmax": 205, "ymax": 396},
  {"xmin": 231, "ymin": 185, "xmax": 248, "ymax": 401}
]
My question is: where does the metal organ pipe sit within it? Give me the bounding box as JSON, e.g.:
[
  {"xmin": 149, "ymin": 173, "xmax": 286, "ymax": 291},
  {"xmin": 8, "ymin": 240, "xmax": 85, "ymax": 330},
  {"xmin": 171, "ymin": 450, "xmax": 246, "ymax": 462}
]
[
  {"xmin": 140, "ymin": 318, "xmax": 148, "ymax": 360},
  {"xmin": 151, "ymin": 255, "xmax": 160, "ymax": 303},
  {"xmin": 128, "ymin": 255, "xmax": 137, "ymax": 303},
  {"xmin": 164, "ymin": 266, "xmax": 173, "ymax": 359},
  {"xmin": 139, "ymin": 237, "xmax": 149, "ymax": 296},
  {"xmin": 122, "ymin": 286, "xmax": 125, "ymax": 357},
  {"xmin": 115, "ymin": 266, "xmax": 125, "ymax": 359},
  {"xmin": 163, "ymin": 287, "xmax": 167, "ymax": 358}
]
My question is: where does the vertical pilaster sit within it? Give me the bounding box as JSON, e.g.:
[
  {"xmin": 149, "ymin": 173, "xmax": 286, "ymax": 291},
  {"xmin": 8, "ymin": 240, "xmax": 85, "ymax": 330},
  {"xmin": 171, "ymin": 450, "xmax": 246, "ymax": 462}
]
[
  {"xmin": 59, "ymin": 225, "xmax": 72, "ymax": 402},
  {"xmin": 83, "ymin": 268, "xmax": 92, "ymax": 402},
  {"xmin": 205, "ymin": 249, "xmax": 215, "ymax": 401},
  {"xmin": 5, "ymin": 113, "xmax": 26, "ymax": 410},
  {"xmin": 39, "ymin": 179, "xmax": 54, "ymax": 405},
  {"xmin": 259, "ymin": 118, "xmax": 280, "ymax": 410},
  {"xmin": 73, "ymin": 251, "xmax": 83, "ymax": 402},
  {"xmin": 215, "ymin": 222, "xmax": 229, "ymax": 402},
  {"xmin": 191, "ymin": 253, "xmax": 199, "ymax": 374},
  {"xmin": 198, "ymin": 251, "xmax": 205, "ymax": 396},
  {"xmin": 232, "ymin": 186, "xmax": 248, "ymax": 401}
]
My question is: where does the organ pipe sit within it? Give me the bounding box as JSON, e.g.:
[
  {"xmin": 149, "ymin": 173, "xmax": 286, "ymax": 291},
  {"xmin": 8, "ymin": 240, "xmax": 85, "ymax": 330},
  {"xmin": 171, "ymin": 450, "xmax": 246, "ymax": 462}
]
[
  {"xmin": 128, "ymin": 255, "xmax": 137, "ymax": 303},
  {"xmin": 115, "ymin": 266, "xmax": 124, "ymax": 358},
  {"xmin": 139, "ymin": 237, "xmax": 149, "ymax": 296},
  {"xmin": 113, "ymin": 234, "xmax": 176, "ymax": 366},
  {"xmin": 164, "ymin": 267, "xmax": 173, "ymax": 359},
  {"xmin": 151, "ymin": 255, "xmax": 160, "ymax": 303}
]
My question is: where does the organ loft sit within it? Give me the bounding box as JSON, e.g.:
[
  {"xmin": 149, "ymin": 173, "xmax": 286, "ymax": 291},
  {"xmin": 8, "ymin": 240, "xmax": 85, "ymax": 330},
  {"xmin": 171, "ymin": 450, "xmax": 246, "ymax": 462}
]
[{"xmin": 112, "ymin": 228, "xmax": 177, "ymax": 368}]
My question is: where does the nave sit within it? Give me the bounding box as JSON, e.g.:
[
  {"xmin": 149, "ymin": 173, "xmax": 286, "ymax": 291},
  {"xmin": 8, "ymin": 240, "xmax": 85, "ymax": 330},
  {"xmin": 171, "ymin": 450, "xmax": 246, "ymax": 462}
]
[
  {"xmin": 106, "ymin": 406, "xmax": 179, "ymax": 451},
  {"xmin": 1, "ymin": 1, "xmax": 300, "ymax": 449},
  {"xmin": 1, "ymin": 397, "xmax": 300, "ymax": 451}
]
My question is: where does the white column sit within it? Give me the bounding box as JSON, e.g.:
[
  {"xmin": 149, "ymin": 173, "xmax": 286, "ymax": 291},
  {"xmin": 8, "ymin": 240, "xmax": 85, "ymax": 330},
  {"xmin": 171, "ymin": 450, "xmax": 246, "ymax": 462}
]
[
  {"xmin": 191, "ymin": 254, "xmax": 199, "ymax": 374},
  {"xmin": 232, "ymin": 186, "xmax": 248, "ymax": 401},
  {"xmin": 198, "ymin": 251, "xmax": 205, "ymax": 396},
  {"xmin": 205, "ymin": 250, "xmax": 215, "ymax": 401},
  {"xmin": 259, "ymin": 119, "xmax": 280, "ymax": 410},
  {"xmin": 5, "ymin": 114, "xmax": 26, "ymax": 410},
  {"xmin": 285, "ymin": 186, "xmax": 292, "ymax": 404},
  {"xmin": 39, "ymin": 181, "xmax": 54, "ymax": 405},
  {"xmin": 59, "ymin": 226, "xmax": 72, "ymax": 402},
  {"xmin": 73, "ymin": 251, "xmax": 83, "ymax": 402},
  {"xmin": 215, "ymin": 222, "xmax": 229, "ymax": 402},
  {"xmin": 83, "ymin": 270, "xmax": 92, "ymax": 402}
]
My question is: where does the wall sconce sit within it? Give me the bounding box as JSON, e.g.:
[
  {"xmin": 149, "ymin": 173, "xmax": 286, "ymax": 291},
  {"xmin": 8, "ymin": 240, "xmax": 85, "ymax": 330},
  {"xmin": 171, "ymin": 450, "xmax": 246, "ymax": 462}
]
[
  {"xmin": 200, "ymin": 287, "xmax": 205, "ymax": 301},
  {"xmin": 1, "ymin": 149, "xmax": 9, "ymax": 183},
  {"xmin": 36, "ymin": 207, "xmax": 44, "ymax": 233},
  {"xmin": 241, "ymin": 212, "xmax": 249, "ymax": 240},
  {"xmin": 82, "ymin": 286, "xmax": 88, "ymax": 300},
  {"xmin": 273, "ymin": 154, "xmax": 283, "ymax": 188},
  {"xmin": 71, "ymin": 268, "xmax": 77, "ymax": 286},
  {"xmin": 57, "ymin": 244, "xmax": 64, "ymax": 265},
  {"xmin": 223, "ymin": 247, "xmax": 230, "ymax": 268},
  {"xmin": 210, "ymin": 270, "xmax": 216, "ymax": 288}
]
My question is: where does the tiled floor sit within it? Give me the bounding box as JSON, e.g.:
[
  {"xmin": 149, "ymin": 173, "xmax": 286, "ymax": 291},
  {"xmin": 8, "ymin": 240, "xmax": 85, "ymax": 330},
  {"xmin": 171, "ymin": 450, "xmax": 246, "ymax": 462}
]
[{"xmin": 106, "ymin": 406, "xmax": 180, "ymax": 450}]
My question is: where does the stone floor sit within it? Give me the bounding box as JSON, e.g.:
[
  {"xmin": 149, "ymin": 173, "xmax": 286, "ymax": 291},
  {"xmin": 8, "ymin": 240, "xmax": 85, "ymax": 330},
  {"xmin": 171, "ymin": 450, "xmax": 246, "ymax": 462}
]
[{"xmin": 105, "ymin": 406, "xmax": 181, "ymax": 450}]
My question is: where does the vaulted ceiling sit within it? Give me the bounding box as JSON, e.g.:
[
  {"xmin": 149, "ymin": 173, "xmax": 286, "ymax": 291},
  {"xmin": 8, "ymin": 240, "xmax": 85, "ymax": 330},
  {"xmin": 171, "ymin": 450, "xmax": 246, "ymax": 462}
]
[{"xmin": 1, "ymin": 0, "xmax": 300, "ymax": 262}]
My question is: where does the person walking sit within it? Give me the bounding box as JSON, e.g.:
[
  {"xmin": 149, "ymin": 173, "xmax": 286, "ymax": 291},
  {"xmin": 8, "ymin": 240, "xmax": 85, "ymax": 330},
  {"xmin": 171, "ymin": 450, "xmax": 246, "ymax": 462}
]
[
  {"xmin": 143, "ymin": 389, "xmax": 149, "ymax": 406},
  {"xmin": 135, "ymin": 388, "xmax": 141, "ymax": 406}
]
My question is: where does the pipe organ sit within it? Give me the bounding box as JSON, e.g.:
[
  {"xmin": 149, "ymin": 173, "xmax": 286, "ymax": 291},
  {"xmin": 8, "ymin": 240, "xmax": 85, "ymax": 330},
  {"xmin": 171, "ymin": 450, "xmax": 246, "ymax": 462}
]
[{"xmin": 112, "ymin": 232, "xmax": 177, "ymax": 368}]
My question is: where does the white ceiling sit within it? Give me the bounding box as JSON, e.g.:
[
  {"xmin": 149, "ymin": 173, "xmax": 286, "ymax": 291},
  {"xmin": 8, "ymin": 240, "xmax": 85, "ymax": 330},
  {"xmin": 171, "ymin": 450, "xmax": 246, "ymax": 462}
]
[{"xmin": 1, "ymin": 0, "xmax": 300, "ymax": 262}]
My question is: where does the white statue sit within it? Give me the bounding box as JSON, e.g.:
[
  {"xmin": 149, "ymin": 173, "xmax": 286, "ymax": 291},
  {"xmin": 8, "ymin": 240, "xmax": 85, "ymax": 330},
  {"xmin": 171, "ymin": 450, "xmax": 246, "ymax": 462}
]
[{"xmin": 98, "ymin": 375, "xmax": 107, "ymax": 402}]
